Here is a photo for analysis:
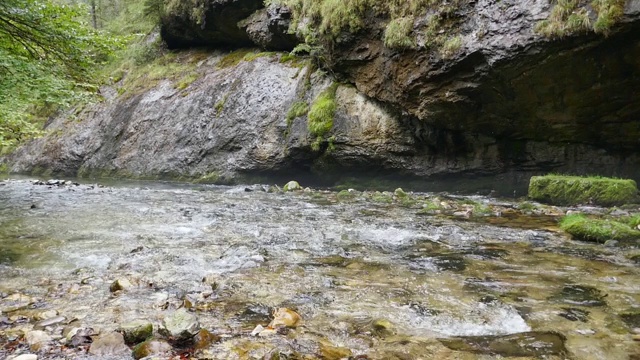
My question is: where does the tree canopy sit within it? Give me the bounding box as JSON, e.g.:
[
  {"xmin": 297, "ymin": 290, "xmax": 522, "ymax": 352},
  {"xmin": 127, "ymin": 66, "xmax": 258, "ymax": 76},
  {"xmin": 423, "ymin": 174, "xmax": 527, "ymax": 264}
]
[{"xmin": 0, "ymin": 0, "xmax": 123, "ymax": 147}]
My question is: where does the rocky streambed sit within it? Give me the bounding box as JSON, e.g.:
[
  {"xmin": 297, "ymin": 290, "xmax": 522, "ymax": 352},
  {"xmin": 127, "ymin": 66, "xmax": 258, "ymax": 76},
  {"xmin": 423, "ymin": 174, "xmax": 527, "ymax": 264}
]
[{"xmin": 0, "ymin": 178, "xmax": 639, "ymax": 359}]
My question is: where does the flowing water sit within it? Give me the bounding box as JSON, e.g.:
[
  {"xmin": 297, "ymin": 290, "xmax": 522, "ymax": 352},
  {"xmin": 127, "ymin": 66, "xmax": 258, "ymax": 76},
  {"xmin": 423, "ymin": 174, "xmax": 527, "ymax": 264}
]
[{"xmin": 0, "ymin": 179, "xmax": 639, "ymax": 359}]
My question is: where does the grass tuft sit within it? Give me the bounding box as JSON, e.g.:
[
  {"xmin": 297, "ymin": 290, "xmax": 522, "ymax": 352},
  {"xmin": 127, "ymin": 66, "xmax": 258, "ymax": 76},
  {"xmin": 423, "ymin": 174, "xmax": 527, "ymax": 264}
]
[{"xmin": 384, "ymin": 17, "xmax": 415, "ymax": 50}]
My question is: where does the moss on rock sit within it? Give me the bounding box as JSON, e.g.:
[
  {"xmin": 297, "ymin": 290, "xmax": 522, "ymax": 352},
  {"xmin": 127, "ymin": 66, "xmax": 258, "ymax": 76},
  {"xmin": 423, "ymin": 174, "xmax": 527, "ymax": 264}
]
[
  {"xmin": 528, "ymin": 175, "xmax": 638, "ymax": 206},
  {"xmin": 560, "ymin": 214, "xmax": 640, "ymax": 243}
]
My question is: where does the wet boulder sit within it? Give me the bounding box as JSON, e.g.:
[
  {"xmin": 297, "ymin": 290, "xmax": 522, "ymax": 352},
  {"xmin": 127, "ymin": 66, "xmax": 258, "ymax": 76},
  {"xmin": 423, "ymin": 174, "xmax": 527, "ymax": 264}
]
[
  {"xmin": 109, "ymin": 278, "xmax": 133, "ymax": 293},
  {"xmin": 439, "ymin": 331, "xmax": 567, "ymax": 357},
  {"xmin": 132, "ymin": 338, "xmax": 173, "ymax": 359},
  {"xmin": 283, "ymin": 181, "xmax": 302, "ymax": 192},
  {"xmin": 159, "ymin": 308, "xmax": 200, "ymax": 342},
  {"xmin": 119, "ymin": 320, "xmax": 153, "ymax": 345}
]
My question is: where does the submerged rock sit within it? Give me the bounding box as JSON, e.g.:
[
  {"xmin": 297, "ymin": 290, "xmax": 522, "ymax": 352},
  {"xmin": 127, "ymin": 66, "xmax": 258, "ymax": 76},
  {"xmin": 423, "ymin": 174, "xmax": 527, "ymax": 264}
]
[
  {"xmin": 193, "ymin": 328, "xmax": 220, "ymax": 350},
  {"xmin": 319, "ymin": 342, "xmax": 352, "ymax": 360},
  {"xmin": 619, "ymin": 311, "xmax": 640, "ymax": 329},
  {"xmin": 268, "ymin": 308, "xmax": 302, "ymax": 328},
  {"xmin": 558, "ymin": 307, "xmax": 590, "ymax": 322},
  {"xmin": 550, "ymin": 285, "xmax": 607, "ymax": 307},
  {"xmin": 88, "ymin": 332, "xmax": 130, "ymax": 356},
  {"xmin": 439, "ymin": 331, "xmax": 567, "ymax": 357}
]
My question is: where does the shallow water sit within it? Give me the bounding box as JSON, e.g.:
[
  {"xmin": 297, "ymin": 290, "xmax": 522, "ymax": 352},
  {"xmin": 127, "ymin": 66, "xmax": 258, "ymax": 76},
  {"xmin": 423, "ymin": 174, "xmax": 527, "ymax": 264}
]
[{"xmin": 0, "ymin": 179, "xmax": 639, "ymax": 359}]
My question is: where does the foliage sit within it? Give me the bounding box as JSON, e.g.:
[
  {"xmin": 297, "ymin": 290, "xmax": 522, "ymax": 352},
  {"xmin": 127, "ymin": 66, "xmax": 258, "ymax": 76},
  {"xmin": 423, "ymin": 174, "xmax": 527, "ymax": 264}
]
[
  {"xmin": 560, "ymin": 214, "xmax": 640, "ymax": 243},
  {"xmin": 528, "ymin": 175, "xmax": 638, "ymax": 206},
  {"xmin": 268, "ymin": 0, "xmax": 463, "ymax": 62},
  {"xmin": 0, "ymin": 0, "xmax": 124, "ymax": 147},
  {"xmin": 591, "ymin": 0, "xmax": 625, "ymax": 35},
  {"xmin": 536, "ymin": 0, "xmax": 625, "ymax": 38}
]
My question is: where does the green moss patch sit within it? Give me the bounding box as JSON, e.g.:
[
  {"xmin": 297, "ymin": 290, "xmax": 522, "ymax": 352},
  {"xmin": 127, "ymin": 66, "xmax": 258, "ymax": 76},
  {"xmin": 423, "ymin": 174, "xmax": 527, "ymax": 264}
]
[
  {"xmin": 560, "ymin": 214, "xmax": 640, "ymax": 243},
  {"xmin": 217, "ymin": 49, "xmax": 276, "ymax": 69},
  {"xmin": 286, "ymin": 101, "xmax": 309, "ymax": 125},
  {"xmin": 528, "ymin": 175, "xmax": 638, "ymax": 206},
  {"xmin": 308, "ymin": 83, "xmax": 339, "ymax": 151}
]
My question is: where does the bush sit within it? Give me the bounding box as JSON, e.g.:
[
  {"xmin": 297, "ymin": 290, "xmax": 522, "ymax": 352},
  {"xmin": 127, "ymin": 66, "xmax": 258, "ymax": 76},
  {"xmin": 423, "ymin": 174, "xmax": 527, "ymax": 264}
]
[{"xmin": 528, "ymin": 175, "xmax": 638, "ymax": 206}]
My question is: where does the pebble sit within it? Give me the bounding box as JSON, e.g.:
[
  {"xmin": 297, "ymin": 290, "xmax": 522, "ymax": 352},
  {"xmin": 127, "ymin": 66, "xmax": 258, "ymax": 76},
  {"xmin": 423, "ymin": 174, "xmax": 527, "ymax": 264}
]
[
  {"xmin": 632, "ymin": 328, "xmax": 640, "ymax": 334},
  {"xmin": 25, "ymin": 330, "xmax": 51, "ymax": 351},
  {"xmin": 9, "ymin": 355, "xmax": 38, "ymax": 360}
]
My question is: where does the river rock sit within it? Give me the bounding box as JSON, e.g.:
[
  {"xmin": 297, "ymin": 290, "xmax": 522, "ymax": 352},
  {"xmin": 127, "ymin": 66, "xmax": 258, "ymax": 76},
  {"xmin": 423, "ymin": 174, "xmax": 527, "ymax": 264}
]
[
  {"xmin": 132, "ymin": 338, "xmax": 173, "ymax": 359},
  {"xmin": 283, "ymin": 181, "xmax": 302, "ymax": 192},
  {"xmin": 67, "ymin": 327, "xmax": 96, "ymax": 347},
  {"xmin": 25, "ymin": 330, "xmax": 51, "ymax": 351},
  {"xmin": 88, "ymin": 332, "xmax": 130, "ymax": 356},
  {"xmin": 109, "ymin": 278, "xmax": 133, "ymax": 292},
  {"xmin": 439, "ymin": 331, "xmax": 567, "ymax": 357},
  {"xmin": 119, "ymin": 320, "xmax": 153, "ymax": 345},
  {"xmin": 0, "ymin": 293, "xmax": 33, "ymax": 313},
  {"xmin": 34, "ymin": 316, "xmax": 66, "ymax": 329},
  {"xmin": 34, "ymin": 310, "xmax": 58, "ymax": 321},
  {"xmin": 159, "ymin": 308, "xmax": 200, "ymax": 341}
]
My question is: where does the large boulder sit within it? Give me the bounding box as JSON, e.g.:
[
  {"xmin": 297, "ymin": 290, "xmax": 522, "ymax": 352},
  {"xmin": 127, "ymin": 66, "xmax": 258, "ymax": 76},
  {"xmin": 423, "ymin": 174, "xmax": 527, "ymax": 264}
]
[{"xmin": 239, "ymin": 4, "xmax": 298, "ymax": 50}]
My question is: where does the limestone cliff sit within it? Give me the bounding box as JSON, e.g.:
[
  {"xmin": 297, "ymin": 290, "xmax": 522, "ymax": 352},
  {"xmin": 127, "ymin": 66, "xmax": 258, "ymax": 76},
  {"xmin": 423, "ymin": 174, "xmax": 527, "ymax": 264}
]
[{"xmin": 5, "ymin": 0, "xmax": 640, "ymax": 188}]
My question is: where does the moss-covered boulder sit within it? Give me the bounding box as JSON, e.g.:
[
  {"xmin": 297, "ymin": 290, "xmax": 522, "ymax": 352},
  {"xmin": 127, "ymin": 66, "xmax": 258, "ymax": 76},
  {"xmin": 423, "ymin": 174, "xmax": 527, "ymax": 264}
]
[
  {"xmin": 528, "ymin": 175, "xmax": 638, "ymax": 206},
  {"xmin": 560, "ymin": 214, "xmax": 640, "ymax": 243}
]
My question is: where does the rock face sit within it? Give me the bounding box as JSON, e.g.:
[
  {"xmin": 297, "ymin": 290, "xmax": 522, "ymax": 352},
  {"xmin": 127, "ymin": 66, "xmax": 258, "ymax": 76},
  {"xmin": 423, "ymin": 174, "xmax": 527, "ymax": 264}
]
[
  {"xmin": 332, "ymin": 0, "xmax": 640, "ymax": 158},
  {"xmin": 161, "ymin": 0, "xmax": 264, "ymax": 48},
  {"xmin": 4, "ymin": 1, "xmax": 640, "ymax": 187}
]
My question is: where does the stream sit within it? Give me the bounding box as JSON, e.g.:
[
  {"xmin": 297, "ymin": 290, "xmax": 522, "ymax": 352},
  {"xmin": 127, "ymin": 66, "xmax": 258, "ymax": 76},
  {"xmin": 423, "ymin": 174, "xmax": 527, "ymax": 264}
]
[{"xmin": 0, "ymin": 178, "xmax": 639, "ymax": 359}]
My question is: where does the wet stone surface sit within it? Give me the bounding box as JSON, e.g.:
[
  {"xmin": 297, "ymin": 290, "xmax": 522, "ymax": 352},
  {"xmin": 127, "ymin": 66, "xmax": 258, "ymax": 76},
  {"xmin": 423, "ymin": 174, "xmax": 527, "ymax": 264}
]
[{"xmin": 0, "ymin": 179, "xmax": 639, "ymax": 359}]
